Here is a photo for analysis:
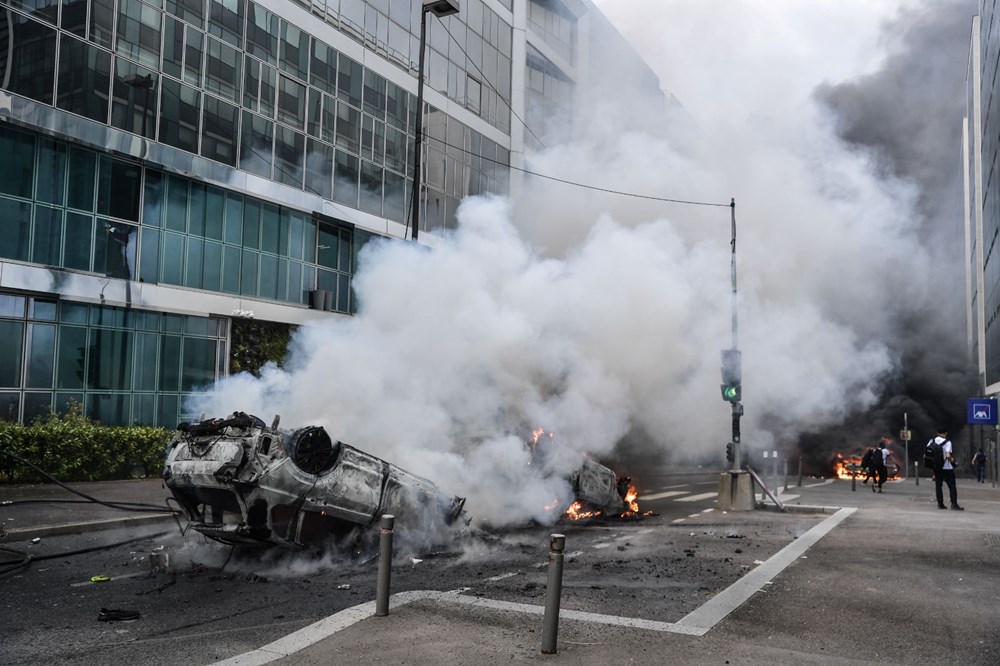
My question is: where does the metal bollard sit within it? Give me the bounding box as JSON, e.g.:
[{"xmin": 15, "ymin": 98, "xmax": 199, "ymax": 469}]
[
  {"xmin": 375, "ymin": 514, "xmax": 395, "ymax": 617},
  {"xmin": 914, "ymin": 461, "xmax": 919, "ymax": 486},
  {"xmin": 797, "ymin": 456, "xmax": 803, "ymax": 487},
  {"xmin": 783, "ymin": 458, "xmax": 789, "ymax": 492},
  {"xmin": 851, "ymin": 468, "xmax": 856, "ymax": 492},
  {"xmin": 540, "ymin": 534, "xmax": 566, "ymax": 654}
]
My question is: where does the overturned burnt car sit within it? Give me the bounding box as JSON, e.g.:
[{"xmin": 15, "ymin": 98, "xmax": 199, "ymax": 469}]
[
  {"xmin": 568, "ymin": 457, "xmax": 633, "ymax": 516},
  {"xmin": 163, "ymin": 412, "xmax": 466, "ymax": 549}
]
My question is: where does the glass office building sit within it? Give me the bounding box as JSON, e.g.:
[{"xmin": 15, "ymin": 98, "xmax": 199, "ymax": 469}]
[{"xmin": 0, "ymin": 0, "xmax": 666, "ymax": 426}]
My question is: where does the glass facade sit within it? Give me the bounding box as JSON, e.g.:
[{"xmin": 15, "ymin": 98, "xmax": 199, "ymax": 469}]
[
  {"xmin": 982, "ymin": 4, "xmax": 1000, "ymax": 385},
  {"xmin": 527, "ymin": 0, "xmax": 575, "ymax": 66},
  {"xmin": 0, "ymin": 0, "xmax": 651, "ymax": 431},
  {"xmin": 524, "ymin": 42, "xmax": 574, "ymax": 151},
  {"xmin": 0, "ymin": 291, "xmax": 227, "ymax": 427},
  {"xmin": 0, "ymin": 0, "xmax": 509, "ymax": 231},
  {"xmin": 0, "ymin": 123, "xmax": 373, "ymax": 311},
  {"xmin": 288, "ymin": 0, "xmax": 512, "ymax": 134}
]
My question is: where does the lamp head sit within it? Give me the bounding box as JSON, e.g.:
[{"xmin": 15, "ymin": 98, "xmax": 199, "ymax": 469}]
[{"xmin": 423, "ymin": 0, "xmax": 460, "ymax": 17}]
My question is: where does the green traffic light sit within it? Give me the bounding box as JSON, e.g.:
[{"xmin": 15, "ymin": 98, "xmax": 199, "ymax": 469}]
[{"xmin": 723, "ymin": 386, "xmax": 738, "ymax": 399}]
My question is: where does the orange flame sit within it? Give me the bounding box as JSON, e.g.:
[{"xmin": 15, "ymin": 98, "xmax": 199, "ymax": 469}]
[
  {"xmin": 834, "ymin": 455, "xmax": 864, "ymax": 480},
  {"xmin": 565, "ymin": 500, "xmax": 601, "ymax": 520}
]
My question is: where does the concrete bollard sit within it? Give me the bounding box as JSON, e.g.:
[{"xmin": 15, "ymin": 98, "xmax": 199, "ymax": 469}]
[
  {"xmin": 540, "ymin": 534, "xmax": 566, "ymax": 655},
  {"xmin": 375, "ymin": 514, "xmax": 395, "ymax": 617}
]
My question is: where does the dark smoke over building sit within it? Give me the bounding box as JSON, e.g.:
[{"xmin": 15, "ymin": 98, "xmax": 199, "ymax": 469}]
[{"xmin": 808, "ymin": 0, "xmax": 979, "ymax": 468}]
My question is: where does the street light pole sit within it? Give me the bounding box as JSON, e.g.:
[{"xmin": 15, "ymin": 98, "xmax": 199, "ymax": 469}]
[{"xmin": 409, "ymin": 0, "xmax": 460, "ymax": 242}]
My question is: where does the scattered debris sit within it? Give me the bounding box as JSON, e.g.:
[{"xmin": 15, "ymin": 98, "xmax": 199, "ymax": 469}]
[
  {"xmin": 136, "ymin": 577, "xmax": 177, "ymax": 595},
  {"xmin": 90, "ymin": 575, "xmax": 110, "ymax": 583},
  {"xmin": 336, "ymin": 584, "xmax": 351, "ymax": 590},
  {"xmin": 98, "ymin": 608, "xmax": 140, "ymax": 622}
]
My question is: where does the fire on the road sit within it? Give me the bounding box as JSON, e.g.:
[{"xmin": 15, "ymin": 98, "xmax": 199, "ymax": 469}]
[
  {"xmin": 532, "ymin": 428, "xmax": 652, "ymax": 520},
  {"xmin": 833, "ymin": 454, "xmax": 864, "ymax": 480},
  {"xmin": 832, "ymin": 452, "xmax": 900, "ymax": 481}
]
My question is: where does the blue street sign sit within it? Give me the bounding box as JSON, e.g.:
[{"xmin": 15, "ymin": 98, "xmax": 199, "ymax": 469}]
[{"xmin": 967, "ymin": 398, "xmax": 998, "ymax": 425}]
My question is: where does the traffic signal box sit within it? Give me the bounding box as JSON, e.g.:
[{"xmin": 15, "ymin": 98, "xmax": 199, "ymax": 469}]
[{"xmin": 721, "ymin": 348, "xmax": 741, "ymax": 404}]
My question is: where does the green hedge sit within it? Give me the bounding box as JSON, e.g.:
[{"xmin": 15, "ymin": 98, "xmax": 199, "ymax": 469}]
[{"xmin": 0, "ymin": 406, "xmax": 174, "ymax": 483}]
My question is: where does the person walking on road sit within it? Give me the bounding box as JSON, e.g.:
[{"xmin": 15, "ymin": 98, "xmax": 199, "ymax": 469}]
[
  {"xmin": 860, "ymin": 447, "xmax": 877, "ymax": 487},
  {"xmin": 929, "ymin": 427, "xmax": 964, "ymax": 510},
  {"xmin": 874, "ymin": 440, "xmax": 889, "ymax": 493},
  {"xmin": 972, "ymin": 448, "xmax": 987, "ymax": 483}
]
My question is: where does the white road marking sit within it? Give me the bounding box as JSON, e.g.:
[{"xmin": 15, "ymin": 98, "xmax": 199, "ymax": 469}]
[
  {"xmin": 672, "ymin": 518, "xmax": 686, "ymax": 523},
  {"xmin": 701, "ymin": 508, "xmax": 715, "ymax": 514},
  {"xmin": 639, "ymin": 491, "xmax": 688, "ymax": 501},
  {"xmin": 484, "ymin": 572, "xmax": 519, "ymax": 582},
  {"xmin": 676, "ymin": 492, "xmax": 718, "ymax": 503},
  {"xmin": 672, "ymin": 507, "xmax": 856, "ymax": 633}
]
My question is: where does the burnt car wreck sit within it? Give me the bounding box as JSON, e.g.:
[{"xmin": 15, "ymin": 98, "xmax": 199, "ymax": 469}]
[
  {"xmin": 163, "ymin": 412, "xmax": 466, "ymax": 549},
  {"xmin": 568, "ymin": 458, "xmax": 633, "ymax": 517}
]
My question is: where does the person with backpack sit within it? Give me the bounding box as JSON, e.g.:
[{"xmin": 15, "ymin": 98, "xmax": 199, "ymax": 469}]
[
  {"xmin": 860, "ymin": 447, "xmax": 876, "ymax": 487},
  {"xmin": 972, "ymin": 448, "xmax": 987, "ymax": 483},
  {"xmin": 874, "ymin": 440, "xmax": 891, "ymax": 493},
  {"xmin": 926, "ymin": 427, "xmax": 964, "ymax": 510}
]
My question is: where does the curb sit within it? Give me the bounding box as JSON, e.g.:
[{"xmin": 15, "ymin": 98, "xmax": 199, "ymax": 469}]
[{"xmin": 2, "ymin": 513, "xmax": 176, "ymax": 542}]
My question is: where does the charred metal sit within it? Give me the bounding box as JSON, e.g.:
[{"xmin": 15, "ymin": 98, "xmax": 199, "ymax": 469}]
[{"xmin": 163, "ymin": 412, "xmax": 466, "ymax": 549}]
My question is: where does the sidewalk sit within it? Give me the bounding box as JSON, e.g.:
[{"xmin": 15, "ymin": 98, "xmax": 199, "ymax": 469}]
[{"xmin": 3, "ymin": 475, "xmax": 998, "ymax": 665}]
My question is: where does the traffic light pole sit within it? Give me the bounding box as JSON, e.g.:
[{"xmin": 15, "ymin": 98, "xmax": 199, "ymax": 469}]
[
  {"xmin": 717, "ymin": 198, "xmax": 752, "ymax": 510},
  {"xmin": 730, "ymin": 198, "xmax": 743, "ymax": 471}
]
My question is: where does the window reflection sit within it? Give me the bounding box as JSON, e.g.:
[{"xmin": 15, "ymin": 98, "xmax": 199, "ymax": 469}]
[
  {"xmin": 111, "ymin": 63, "xmax": 158, "ymax": 139},
  {"xmin": 0, "ymin": 10, "xmax": 57, "ymax": 105},
  {"xmin": 209, "ymin": 0, "xmax": 244, "ymax": 47},
  {"xmin": 274, "ymin": 125, "xmax": 304, "ymax": 187},
  {"xmin": 239, "ymin": 110, "xmax": 273, "ymax": 178},
  {"xmin": 159, "ymin": 77, "xmax": 201, "ymax": 154},
  {"xmin": 96, "ymin": 220, "xmax": 138, "ymax": 280},
  {"xmin": 205, "ymin": 36, "xmax": 241, "ymax": 102},
  {"xmin": 117, "ymin": 0, "xmax": 161, "ymax": 70},
  {"xmin": 56, "ymin": 34, "xmax": 111, "ymax": 123},
  {"xmin": 202, "ymin": 95, "xmax": 239, "ymax": 166}
]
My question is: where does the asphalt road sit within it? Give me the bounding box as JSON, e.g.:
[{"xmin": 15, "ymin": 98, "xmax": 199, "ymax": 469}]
[
  {"xmin": 4, "ymin": 471, "xmax": 998, "ymax": 665},
  {"xmin": 1, "ymin": 470, "xmax": 815, "ymax": 665}
]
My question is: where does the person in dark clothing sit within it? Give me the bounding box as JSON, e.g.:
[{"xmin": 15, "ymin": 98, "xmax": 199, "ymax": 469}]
[
  {"xmin": 874, "ymin": 441, "xmax": 889, "ymax": 493},
  {"xmin": 865, "ymin": 446, "xmax": 880, "ymax": 493},
  {"xmin": 929, "ymin": 427, "xmax": 964, "ymax": 510},
  {"xmin": 972, "ymin": 448, "xmax": 987, "ymax": 483},
  {"xmin": 860, "ymin": 448, "xmax": 876, "ymax": 486}
]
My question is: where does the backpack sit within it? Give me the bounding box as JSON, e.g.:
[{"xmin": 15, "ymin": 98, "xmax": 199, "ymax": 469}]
[
  {"xmin": 923, "ymin": 439, "xmax": 945, "ymax": 470},
  {"xmin": 860, "ymin": 449, "xmax": 874, "ymax": 468}
]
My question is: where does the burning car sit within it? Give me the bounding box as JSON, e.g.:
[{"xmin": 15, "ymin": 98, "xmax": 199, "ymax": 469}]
[
  {"xmin": 163, "ymin": 412, "xmax": 466, "ymax": 549},
  {"xmin": 530, "ymin": 429, "xmax": 641, "ymax": 520}
]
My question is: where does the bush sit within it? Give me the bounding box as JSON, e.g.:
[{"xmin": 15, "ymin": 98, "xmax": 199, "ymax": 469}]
[{"xmin": 0, "ymin": 405, "xmax": 174, "ymax": 484}]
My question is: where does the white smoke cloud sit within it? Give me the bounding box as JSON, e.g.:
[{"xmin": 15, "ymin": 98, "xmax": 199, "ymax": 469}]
[{"xmin": 190, "ymin": 0, "xmax": 955, "ymax": 523}]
